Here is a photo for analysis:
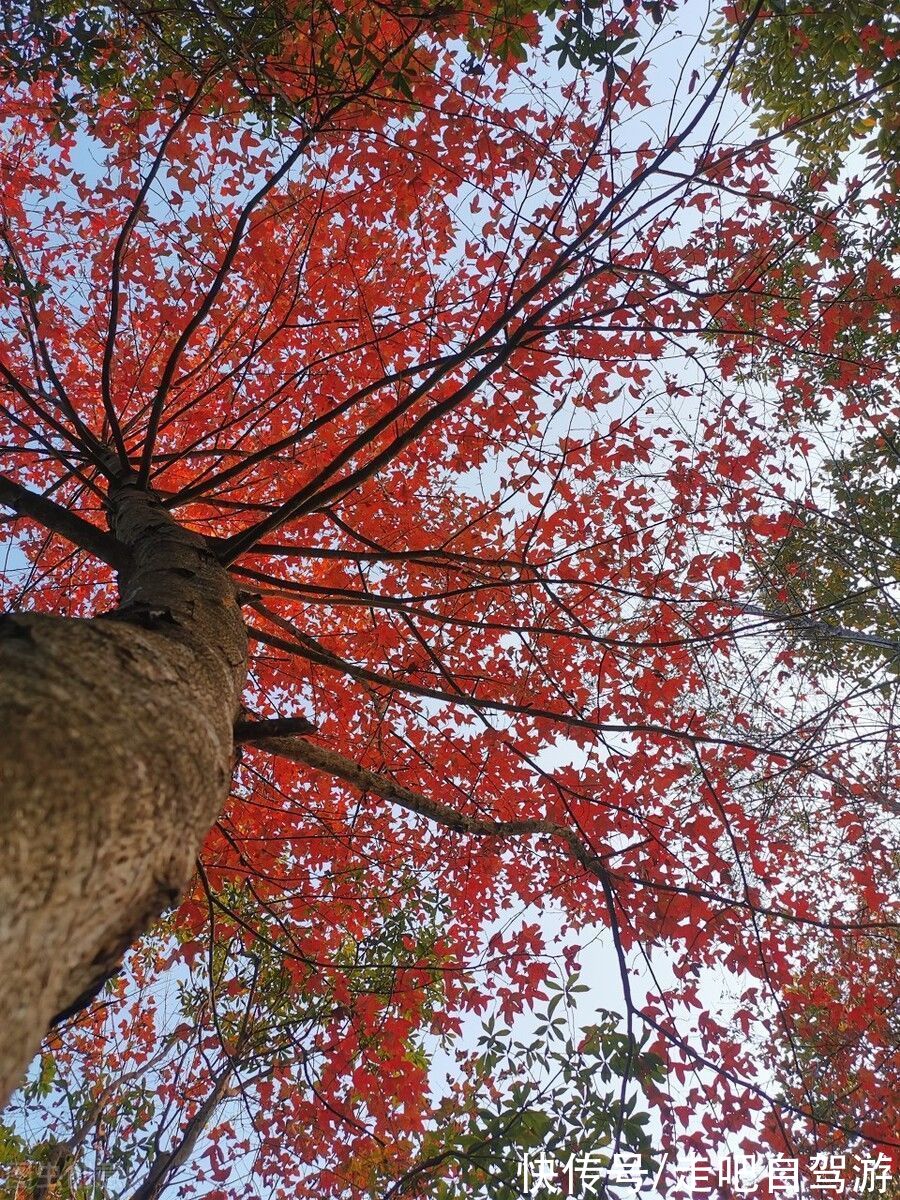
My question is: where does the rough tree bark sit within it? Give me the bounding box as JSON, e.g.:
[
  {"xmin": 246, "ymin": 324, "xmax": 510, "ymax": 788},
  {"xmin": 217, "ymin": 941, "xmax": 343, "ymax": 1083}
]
[{"xmin": 0, "ymin": 482, "xmax": 247, "ymax": 1105}]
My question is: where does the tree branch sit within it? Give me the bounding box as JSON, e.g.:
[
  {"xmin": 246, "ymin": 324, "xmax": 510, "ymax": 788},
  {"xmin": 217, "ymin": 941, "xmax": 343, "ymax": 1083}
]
[
  {"xmin": 246, "ymin": 608, "xmax": 803, "ymax": 764},
  {"xmin": 234, "ymin": 715, "xmax": 317, "ymax": 741},
  {"xmin": 245, "ymin": 734, "xmax": 895, "ymax": 934},
  {"xmin": 0, "ymin": 474, "xmax": 128, "ymax": 570},
  {"xmin": 239, "ymin": 728, "xmax": 602, "ymax": 857}
]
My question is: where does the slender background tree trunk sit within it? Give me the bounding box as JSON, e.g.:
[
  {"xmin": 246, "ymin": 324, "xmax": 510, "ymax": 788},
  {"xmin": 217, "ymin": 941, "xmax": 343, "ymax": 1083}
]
[{"xmin": 0, "ymin": 486, "xmax": 247, "ymax": 1104}]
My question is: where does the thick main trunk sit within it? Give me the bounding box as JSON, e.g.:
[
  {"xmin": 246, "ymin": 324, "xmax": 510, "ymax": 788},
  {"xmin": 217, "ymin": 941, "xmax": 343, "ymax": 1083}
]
[{"xmin": 0, "ymin": 485, "xmax": 247, "ymax": 1104}]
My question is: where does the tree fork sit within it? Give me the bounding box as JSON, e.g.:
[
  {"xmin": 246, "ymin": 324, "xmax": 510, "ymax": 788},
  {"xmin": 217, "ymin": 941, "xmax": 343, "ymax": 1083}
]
[{"xmin": 0, "ymin": 483, "xmax": 247, "ymax": 1104}]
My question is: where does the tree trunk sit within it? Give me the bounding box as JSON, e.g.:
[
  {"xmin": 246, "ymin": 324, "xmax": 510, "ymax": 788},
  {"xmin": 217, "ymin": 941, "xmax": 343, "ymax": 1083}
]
[{"xmin": 0, "ymin": 484, "xmax": 247, "ymax": 1105}]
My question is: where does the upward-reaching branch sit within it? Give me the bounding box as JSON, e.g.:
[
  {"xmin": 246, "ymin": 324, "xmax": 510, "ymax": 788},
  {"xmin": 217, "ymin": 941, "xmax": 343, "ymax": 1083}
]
[{"xmin": 0, "ymin": 474, "xmax": 127, "ymax": 569}]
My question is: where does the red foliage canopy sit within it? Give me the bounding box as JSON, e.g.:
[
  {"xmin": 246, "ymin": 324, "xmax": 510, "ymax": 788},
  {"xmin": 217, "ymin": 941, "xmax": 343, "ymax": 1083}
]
[{"xmin": 0, "ymin": 0, "xmax": 897, "ymax": 1194}]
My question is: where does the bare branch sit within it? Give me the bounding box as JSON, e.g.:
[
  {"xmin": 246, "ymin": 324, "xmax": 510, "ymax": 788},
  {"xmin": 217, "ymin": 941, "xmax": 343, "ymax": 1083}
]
[
  {"xmin": 234, "ymin": 715, "xmax": 317, "ymax": 741},
  {"xmin": 0, "ymin": 474, "xmax": 127, "ymax": 569}
]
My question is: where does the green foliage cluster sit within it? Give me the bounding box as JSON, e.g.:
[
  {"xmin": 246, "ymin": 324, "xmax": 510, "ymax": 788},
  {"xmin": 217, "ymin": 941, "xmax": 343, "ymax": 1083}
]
[
  {"xmin": 421, "ymin": 976, "xmax": 663, "ymax": 1199},
  {"xmin": 762, "ymin": 431, "xmax": 900, "ymax": 682},
  {"xmin": 714, "ymin": 0, "xmax": 900, "ymax": 172},
  {"xmin": 0, "ymin": 1117, "xmax": 109, "ymax": 1199},
  {"xmin": 1, "ymin": 0, "xmax": 668, "ymax": 130},
  {"xmin": 0, "ymin": 0, "xmax": 545, "ymax": 128},
  {"xmin": 707, "ymin": 12, "xmax": 900, "ymax": 683}
]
